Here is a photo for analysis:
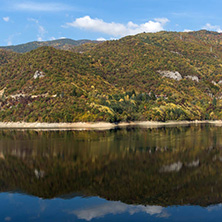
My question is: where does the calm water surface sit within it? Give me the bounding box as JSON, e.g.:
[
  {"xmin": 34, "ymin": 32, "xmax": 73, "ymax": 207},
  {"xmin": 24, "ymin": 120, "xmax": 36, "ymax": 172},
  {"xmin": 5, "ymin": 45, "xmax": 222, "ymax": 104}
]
[{"xmin": 1, "ymin": 125, "xmax": 222, "ymax": 221}]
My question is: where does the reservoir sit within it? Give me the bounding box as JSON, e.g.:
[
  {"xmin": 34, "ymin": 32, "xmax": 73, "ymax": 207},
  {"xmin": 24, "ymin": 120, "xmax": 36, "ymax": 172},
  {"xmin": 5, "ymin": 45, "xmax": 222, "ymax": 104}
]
[{"xmin": 1, "ymin": 125, "xmax": 222, "ymax": 221}]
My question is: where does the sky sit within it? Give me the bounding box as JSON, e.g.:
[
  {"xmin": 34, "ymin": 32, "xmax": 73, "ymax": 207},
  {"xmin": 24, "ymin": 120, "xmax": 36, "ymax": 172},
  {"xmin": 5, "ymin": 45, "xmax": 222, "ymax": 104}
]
[{"xmin": 0, "ymin": 0, "xmax": 222, "ymax": 46}]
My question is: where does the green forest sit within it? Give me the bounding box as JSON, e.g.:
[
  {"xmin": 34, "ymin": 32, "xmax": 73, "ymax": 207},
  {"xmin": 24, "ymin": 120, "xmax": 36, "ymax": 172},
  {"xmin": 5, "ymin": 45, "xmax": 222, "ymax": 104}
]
[{"xmin": 0, "ymin": 30, "xmax": 222, "ymax": 122}]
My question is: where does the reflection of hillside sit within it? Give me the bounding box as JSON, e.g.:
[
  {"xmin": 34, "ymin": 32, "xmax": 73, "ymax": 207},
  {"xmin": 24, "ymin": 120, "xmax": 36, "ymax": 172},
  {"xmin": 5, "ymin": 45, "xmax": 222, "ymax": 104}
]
[{"xmin": 0, "ymin": 126, "xmax": 222, "ymax": 206}]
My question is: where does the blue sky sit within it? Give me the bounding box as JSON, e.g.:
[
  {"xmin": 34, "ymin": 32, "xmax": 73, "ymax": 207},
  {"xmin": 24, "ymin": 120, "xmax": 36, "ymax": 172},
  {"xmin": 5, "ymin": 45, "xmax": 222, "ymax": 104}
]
[{"xmin": 0, "ymin": 0, "xmax": 222, "ymax": 46}]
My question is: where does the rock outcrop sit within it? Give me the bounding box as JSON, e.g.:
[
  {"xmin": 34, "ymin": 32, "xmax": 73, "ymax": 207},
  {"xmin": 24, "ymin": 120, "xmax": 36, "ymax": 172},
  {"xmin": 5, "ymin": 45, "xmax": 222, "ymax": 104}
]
[
  {"xmin": 0, "ymin": 87, "xmax": 6, "ymax": 98},
  {"xmin": 157, "ymin": 70, "xmax": 182, "ymax": 81},
  {"xmin": 33, "ymin": 70, "xmax": 45, "ymax": 79},
  {"xmin": 185, "ymin": 75, "xmax": 199, "ymax": 82}
]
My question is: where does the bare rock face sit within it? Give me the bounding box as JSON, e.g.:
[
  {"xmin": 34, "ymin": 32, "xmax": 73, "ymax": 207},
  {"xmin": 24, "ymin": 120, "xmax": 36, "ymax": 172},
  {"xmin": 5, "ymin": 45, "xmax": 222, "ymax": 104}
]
[
  {"xmin": 0, "ymin": 87, "xmax": 6, "ymax": 97},
  {"xmin": 157, "ymin": 70, "xmax": 182, "ymax": 81},
  {"xmin": 185, "ymin": 75, "xmax": 199, "ymax": 82},
  {"xmin": 33, "ymin": 70, "xmax": 45, "ymax": 79},
  {"xmin": 211, "ymin": 81, "xmax": 217, "ymax": 86}
]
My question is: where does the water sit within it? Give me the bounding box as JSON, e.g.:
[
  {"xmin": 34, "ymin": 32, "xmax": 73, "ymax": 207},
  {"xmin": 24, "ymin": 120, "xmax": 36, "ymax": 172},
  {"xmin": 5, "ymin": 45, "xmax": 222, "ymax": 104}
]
[{"xmin": 1, "ymin": 125, "xmax": 222, "ymax": 221}]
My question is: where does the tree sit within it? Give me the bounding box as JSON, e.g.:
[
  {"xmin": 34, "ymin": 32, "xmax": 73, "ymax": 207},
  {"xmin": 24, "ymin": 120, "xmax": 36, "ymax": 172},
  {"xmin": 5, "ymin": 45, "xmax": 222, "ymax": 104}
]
[{"xmin": 213, "ymin": 97, "xmax": 217, "ymax": 106}]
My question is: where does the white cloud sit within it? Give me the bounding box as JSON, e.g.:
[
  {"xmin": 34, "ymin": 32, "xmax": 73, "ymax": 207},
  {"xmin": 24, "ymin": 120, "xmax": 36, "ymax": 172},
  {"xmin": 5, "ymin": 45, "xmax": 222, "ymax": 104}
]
[
  {"xmin": 183, "ymin": 29, "xmax": 193, "ymax": 32},
  {"xmin": 96, "ymin": 37, "xmax": 106, "ymax": 41},
  {"xmin": 66, "ymin": 16, "xmax": 169, "ymax": 37},
  {"xmin": 38, "ymin": 25, "xmax": 46, "ymax": 36},
  {"xmin": 28, "ymin": 18, "xmax": 47, "ymax": 41},
  {"xmin": 69, "ymin": 201, "xmax": 169, "ymax": 221},
  {"xmin": 6, "ymin": 33, "xmax": 21, "ymax": 46},
  {"xmin": 3, "ymin": 17, "xmax": 10, "ymax": 22},
  {"xmin": 154, "ymin": 18, "xmax": 169, "ymax": 24},
  {"xmin": 37, "ymin": 37, "xmax": 43, "ymax": 41},
  {"xmin": 7, "ymin": 41, "xmax": 12, "ymax": 46},
  {"xmin": 28, "ymin": 18, "xmax": 38, "ymax": 23},
  {"xmin": 13, "ymin": 2, "xmax": 73, "ymax": 12},
  {"xmin": 110, "ymin": 37, "xmax": 118, "ymax": 40},
  {"xmin": 203, "ymin": 23, "xmax": 222, "ymax": 33}
]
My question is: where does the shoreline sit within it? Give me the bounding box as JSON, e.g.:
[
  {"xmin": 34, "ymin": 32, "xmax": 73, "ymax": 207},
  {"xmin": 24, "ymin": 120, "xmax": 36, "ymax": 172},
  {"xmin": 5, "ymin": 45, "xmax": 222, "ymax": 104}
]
[{"xmin": 0, "ymin": 120, "xmax": 221, "ymax": 130}]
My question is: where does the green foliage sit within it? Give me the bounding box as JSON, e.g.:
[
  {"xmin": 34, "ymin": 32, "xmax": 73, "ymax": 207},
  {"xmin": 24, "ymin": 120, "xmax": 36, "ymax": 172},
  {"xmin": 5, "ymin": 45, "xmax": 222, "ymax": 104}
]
[
  {"xmin": 0, "ymin": 39, "xmax": 101, "ymax": 53},
  {"xmin": 0, "ymin": 31, "xmax": 222, "ymax": 122},
  {"xmin": 213, "ymin": 97, "xmax": 217, "ymax": 106}
]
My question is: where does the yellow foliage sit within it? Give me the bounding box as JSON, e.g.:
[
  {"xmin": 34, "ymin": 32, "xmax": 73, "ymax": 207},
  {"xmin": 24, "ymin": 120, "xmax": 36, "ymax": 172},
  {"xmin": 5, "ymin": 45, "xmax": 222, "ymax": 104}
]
[
  {"xmin": 124, "ymin": 95, "xmax": 129, "ymax": 101},
  {"xmin": 90, "ymin": 102, "xmax": 114, "ymax": 115}
]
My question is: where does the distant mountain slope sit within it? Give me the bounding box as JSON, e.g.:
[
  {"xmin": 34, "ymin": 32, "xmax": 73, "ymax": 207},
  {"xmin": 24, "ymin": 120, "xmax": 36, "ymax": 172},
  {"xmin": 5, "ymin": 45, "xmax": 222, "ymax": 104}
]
[
  {"xmin": 0, "ymin": 38, "xmax": 101, "ymax": 53},
  {"xmin": 87, "ymin": 30, "xmax": 222, "ymax": 99},
  {"xmin": 0, "ymin": 49, "xmax": 18, "ymax": 65},
  {"xmin": 0, "ymin": 31, "xmax": 222, "ymax": 122},
  {"xmin": 188, "ymin": 30, "xmax": 222, "ymax": 46}
]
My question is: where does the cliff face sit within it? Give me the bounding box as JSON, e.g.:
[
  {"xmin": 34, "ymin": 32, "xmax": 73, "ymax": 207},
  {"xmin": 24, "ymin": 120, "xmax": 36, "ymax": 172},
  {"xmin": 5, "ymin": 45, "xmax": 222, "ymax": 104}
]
[{"xmin": 0, "ymin": 31, "xmax": 222, "ymax": 122}]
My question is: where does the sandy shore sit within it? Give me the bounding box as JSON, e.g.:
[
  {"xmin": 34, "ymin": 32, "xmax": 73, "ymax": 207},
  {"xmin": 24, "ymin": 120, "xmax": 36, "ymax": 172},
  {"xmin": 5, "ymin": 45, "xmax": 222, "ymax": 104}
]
[{"xmin": 0, "ymin": 120, "xmax": 221, "ymax": 130}]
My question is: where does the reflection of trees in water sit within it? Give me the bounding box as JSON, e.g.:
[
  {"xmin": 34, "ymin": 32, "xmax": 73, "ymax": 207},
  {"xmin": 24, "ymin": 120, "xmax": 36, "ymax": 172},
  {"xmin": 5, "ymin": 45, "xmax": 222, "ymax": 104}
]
[
  {"xmin": 0, "ymin": 125, "xmax": 222, "ymax": 206},
  {"xmin": 0, "ymin": 125, "xmax": 221, "ymax": 158}
]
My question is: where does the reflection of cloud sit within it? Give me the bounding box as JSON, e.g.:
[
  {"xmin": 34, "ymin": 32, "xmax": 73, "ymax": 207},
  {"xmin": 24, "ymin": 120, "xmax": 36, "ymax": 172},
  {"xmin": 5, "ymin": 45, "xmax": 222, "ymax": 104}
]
[
  {"xmin": 39, "ymin": 198, "xmax": 47, "ymax": 213},
  {"xmin": 207, "ymin": 203, "xmax": 222, "ymax": 212},
  {"xmin": 157, "ymin": 211, "xmax": 171, "ymax": 218},
  {"xmin": 70, "ymin": 201, "xmax": 169, "ymax": 221}
]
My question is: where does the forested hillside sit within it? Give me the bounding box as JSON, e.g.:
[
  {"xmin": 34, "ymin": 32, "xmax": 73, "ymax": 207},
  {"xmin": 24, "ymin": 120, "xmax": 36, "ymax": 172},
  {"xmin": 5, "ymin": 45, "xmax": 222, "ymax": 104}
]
[
  {"xmin": 0, "ymin": 38, "xmax": 100, "ymax": 53},
  {"xmin": 0, "ymin": 30, "xmax": 222, "ymax": 122}
]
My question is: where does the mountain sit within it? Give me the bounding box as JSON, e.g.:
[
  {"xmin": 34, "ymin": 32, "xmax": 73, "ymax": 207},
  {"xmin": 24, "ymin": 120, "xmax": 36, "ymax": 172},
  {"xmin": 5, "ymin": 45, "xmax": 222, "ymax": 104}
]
[
  {"xmin": 0, "ymin": 30, "xmax": 222, "ymax": 122},
  {"xmin": 0, "ymin": 49, "xmax": 18, "ymax": 65},
  {"xmin": 0, "ymin": 38, "xmax": 101, "ymax": 53}
]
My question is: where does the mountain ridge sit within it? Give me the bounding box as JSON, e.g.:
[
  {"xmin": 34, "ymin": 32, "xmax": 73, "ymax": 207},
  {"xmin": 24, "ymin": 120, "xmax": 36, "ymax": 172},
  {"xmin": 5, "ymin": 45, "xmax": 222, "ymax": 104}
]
[
  {"xmin": 0, "ymin": 30, "xmax": 222, "ymax": 122},
  {"xmin": 0, "ymin": 38, "xmax": 101, "ymax": 53}
]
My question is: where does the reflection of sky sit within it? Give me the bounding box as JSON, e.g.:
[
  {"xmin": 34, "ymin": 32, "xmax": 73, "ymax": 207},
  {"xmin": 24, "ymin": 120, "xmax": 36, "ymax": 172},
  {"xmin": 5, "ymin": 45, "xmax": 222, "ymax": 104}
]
[
  {"xmin": 70, "ymin": 201, "xmax": 169, "ymax": 221},
  {"xmin": 2, "ymin": 193, "xmax": 222, "ymax": 221}
]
